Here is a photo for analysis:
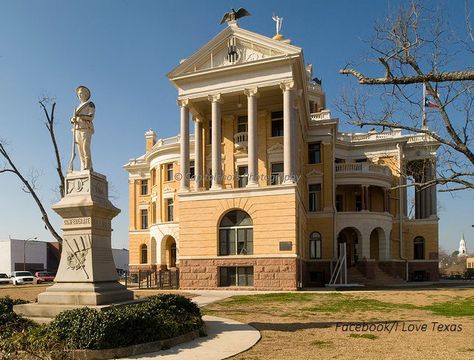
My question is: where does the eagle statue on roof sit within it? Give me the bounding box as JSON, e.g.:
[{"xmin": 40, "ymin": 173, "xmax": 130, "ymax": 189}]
[{"xmin": 220, "ymin": 8, "xmax": 251, "ymax": 24}]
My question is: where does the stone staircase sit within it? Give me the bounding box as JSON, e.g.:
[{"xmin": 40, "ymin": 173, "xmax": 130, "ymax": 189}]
[{"xmin": 347, "ymin": 266, "xmax": 405, "ymax": 286}]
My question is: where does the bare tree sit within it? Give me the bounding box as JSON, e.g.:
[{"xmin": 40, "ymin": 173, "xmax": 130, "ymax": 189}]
[
  {"xmin": 338, "ymin": 1, "xmax": 473, "ymax": 191},
  {"xmin": 39, "ymin": 98, "xmax": 65, "ymax": 198},
  {"xmin": 0, "ymin": 99, "xmax": 64, "ymax": 243}
]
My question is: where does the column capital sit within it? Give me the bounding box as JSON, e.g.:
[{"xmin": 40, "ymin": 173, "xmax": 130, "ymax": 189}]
[
  {"xmin": 177, "ymin": 98, "xmax": 190, "ymax": 108},
  {"xmin": 280, "ymin": 81, "xmax": 295, "ymax": 92},
  {"xmin": 192, "ymin": 115, "xmax": 204, "ymax": 123},
  {"xmin": 208, "ymin": 94, "xmax": 224, "ymax": 104},
  {"xmin": 244, "ymin": 88, "xmax": 259, "ymax": 98}
]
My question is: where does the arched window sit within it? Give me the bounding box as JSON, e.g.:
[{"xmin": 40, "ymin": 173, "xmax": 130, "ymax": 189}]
[
  {"xmin": 309, "ymin": 232, "xmax": 322, "ymax": 259},
  {"xmin": 219, "ymin": 210, "xmax": 253, "ymax": 255},
  {"xmin": 414, "ymin": 236, "xmax": 425, "ymax": 260},
  {"xmin": 140, "ymin": 244, "xmax": 148, "ymax": 264}
]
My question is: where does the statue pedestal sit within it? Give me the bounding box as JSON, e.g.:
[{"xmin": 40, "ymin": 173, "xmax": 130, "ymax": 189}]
[{"xmin": 15, "ymin": 171, "xmax": 133, "ymax": 322}]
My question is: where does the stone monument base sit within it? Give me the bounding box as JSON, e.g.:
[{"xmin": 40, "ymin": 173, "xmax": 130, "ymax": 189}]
[
  {"xmin": 36, "ymin": 281, "xmax": 133, "ymax": 305},
  {"xmin": 14, "ymin": 299, "xmax": 138, "ymax": 325},
  {"xmin": 14, "ymin": 170, "xmax": 134, "ymax": 323}
]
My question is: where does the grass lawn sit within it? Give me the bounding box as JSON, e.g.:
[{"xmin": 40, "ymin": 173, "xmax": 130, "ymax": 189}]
[{"xmin": 203, "ymin": 287, "xmax": 474, "ymax": 359}]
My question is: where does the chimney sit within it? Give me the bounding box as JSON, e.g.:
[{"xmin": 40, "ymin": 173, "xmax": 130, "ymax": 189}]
[{"xmin": 145, "ymin": 129, "xmax": 156, "ymax": 152}]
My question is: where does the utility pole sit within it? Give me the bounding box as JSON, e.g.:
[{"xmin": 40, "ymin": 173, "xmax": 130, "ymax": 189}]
[{"xmin": 22, "ymin": 236, "xmax": 38, "ymax": 271}]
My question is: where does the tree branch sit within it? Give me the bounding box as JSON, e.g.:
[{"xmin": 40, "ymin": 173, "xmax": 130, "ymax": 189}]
[
  {"xmin": 339, "ymin": 68, "xmax": 474, "ymax": 85},
  {"xmin": 39, "ymin": 99, "xmax": 65, "ymax": 198},
  {"xmin": 0, "ymin": 142, "xmax": 62, "ymax": 243}
]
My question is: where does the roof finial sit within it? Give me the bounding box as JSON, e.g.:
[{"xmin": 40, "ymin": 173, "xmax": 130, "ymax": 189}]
[{"xmin": 272, "ymin": 14, "xmax": 285, "ymax": 40}]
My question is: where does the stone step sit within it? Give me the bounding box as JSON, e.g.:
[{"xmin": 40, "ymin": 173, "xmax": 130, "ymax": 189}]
[{"xmin": 347, "ymin": 266, "xmax": 404, "ymax": 286}]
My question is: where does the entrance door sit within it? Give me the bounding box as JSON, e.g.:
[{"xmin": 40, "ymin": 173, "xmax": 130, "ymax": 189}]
[{"xmin": 170, "ymin": 243, "xmax": 176, "ymax": 268}]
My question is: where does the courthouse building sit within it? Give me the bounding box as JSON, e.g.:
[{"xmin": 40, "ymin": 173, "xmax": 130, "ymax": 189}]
[{"xmin": 124, "ymin": 21, "xmax": 439, "ymax": 289}]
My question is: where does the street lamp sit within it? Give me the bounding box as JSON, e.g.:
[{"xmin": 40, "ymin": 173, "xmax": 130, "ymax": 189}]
[{"xmin": 23, "ymin": 236, "xmax": 38, "ymax": 271}]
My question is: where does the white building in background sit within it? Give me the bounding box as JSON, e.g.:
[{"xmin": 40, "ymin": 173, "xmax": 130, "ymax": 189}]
[
  {"xmin": 0, "ymin": 238, "xmax": 48, "ymax": 274},
  {"xmin": 112, "ymin": 248, "xmax": 129, "ymax": 273},
  {"xmin": 459, "ymin": 234, "xmax": 467, "ymax": 257},
  {"xmin": 0, "ymin": 238, "xmax": 129, "ymax": 275}
]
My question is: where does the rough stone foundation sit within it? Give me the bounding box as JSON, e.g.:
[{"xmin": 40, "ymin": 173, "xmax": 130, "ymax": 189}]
[{"xmin": 179, "ymin": 258, "xmax": 298, "ymax": 290}]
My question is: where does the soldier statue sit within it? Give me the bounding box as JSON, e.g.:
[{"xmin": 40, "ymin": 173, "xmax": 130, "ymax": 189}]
[{"xmin": 69, "ymin": 85, "xmax": 95, "ymax": 172}]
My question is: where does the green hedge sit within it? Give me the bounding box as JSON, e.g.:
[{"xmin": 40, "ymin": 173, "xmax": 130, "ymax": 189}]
[
  {"xmin": 0, "ymin": 297, "xmax": 33, "ymax": 340},
  {"xmin": 0, "ymin": 294, "xmax": 203, "ymax": 354}
]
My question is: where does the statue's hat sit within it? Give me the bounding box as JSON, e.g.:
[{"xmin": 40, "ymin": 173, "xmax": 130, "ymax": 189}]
[{"xmin": 76, "ymin": 85, "xmax": 91, "ymax": 101}]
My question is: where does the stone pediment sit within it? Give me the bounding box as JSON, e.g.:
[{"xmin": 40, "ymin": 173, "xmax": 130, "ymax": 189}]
[{"xmin": 168, "ymin": 25, "xmax": 301, "ymax": 79}]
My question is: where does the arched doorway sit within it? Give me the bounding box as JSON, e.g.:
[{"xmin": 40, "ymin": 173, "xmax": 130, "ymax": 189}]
[
  {"xmin": 161, "ymin": 235, "xmax": 177, "ymax": 269},
  {"xmin": 337, "ymin": 227, "xmax": 361, "ymax": 266},
  {"xmin": 370, "ymin": 229, "xmax": 380, "ymax": 260},
  {"xmin": 370, "ymin": 227, "xmax": 387, "ymax": 260}
]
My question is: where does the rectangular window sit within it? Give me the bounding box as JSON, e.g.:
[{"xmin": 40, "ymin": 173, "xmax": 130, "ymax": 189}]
[
  {"xmin": 151, "ymin": 169, "xmax": 156, "ymax": 186},
  {"xmin": 308, "ymin": 184, "xmax": 322, "ymax": 212},
  {"xmin": 238, "ymin": 166, "xmax": 248, "ymax": 188},
  {"xmin": 208, "ymin": 123, "xmax": 212, "ymax": 144},
  {"xmin": 166, "ymin": 163, "xmax": 173, "ymax": 182},
  {"xmin": 271, "ymin": 162, "xmax": 284, "ymax": 185},
  {"xmin": 308, "ymin": 142, "xmax": 321, "ymax": 164},
  {"xmin": 190, "ymin": 160, "xmax": 195, "ymax": 179},
  {"xmin": 219, "ymin": 267, "xmax": 253, "ymax": 287},
  {"xmin": 166, "ymin": 199, "xmax": 174, "ymax": 222},
  {"xmin": 219, "ymin": 228, "xmax": 253, "ymax": 255},
  {"xmin": 237, "ymin": 116, "xmax": 248, "ymax": 133},
  {"xmin": 336, "ymin": 194, "xmax": 343, "ymax": 212},
  {"xmin": 140, "ymin": 209, "xmax": 148, "ymax": 229},
  {"xmin": 140, "ymin": 179, "xmax": 148, "ymax": 195},
  {"xmin": 310, "ymin": 239, "xmax": 322, "ymax": 259},
  {"xmin": 271, "ymin": 111, "xmax": 284, "ymax": 137}
]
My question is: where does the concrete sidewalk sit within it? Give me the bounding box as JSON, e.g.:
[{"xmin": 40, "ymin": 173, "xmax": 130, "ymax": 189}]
[
  {"xmin": 126, "ymin": 315, "xmax": 260, "ymax": 360},
  {"xmin": 123, "ymin": 290, "xmax": 261, "ymax": 359}
]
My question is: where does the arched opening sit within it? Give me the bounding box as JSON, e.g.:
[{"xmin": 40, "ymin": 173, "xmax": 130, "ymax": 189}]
[
  {"xmin": 337, "ymin": 227, "xmax": 361, "ymax": 266},
  {"xmin": 309, "ymin": 232, "xmax": 322, "ymax": 259},
  {"xmin": 370, "ymin": 229, "xmax": 380, "ymax": 260},
  {"xmin": 219, "ymin": 210, "xmax": 253, "ymax": 256},
  {"xmin": 161, "ymin": 235, "xmax": 177, "ymax": 269},
  {"xmin": 414, "ymin": 236, "xmax": 425, "ymax": 260},
  {"xmin": 140, "ymin": 244, "xmax": 148, "ymax": 264}
]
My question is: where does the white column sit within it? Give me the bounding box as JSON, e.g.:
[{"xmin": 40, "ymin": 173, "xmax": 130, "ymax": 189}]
[
  {"xmin": 430, "ymin": 160, "xmax": 437, "ymax": 216},
  {"xmin": 280, "ymin": 81, "xmax": 295, "ymax": 184},
  {"xmin": 178, "ymin": 99, "xmax": 190, "ymax": 191},
  {"xmin": 244, "ymin": 88, "xmax": 259, "ymax": 187},
  {"xmin": 209, "ymin": 94, "xmax": 223, "ymax": 190},
  {"xmin": 194, "ymin": 117, "xmax": 203, "ymax": 191}
]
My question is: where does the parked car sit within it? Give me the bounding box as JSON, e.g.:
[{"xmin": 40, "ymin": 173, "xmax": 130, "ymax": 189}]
[
  {"xmin": 0, "ymin": 273, "xmax": 11, "ymax": 284},
  {"xmin": 35, "ymin": 271, "xmax": 55, "ymax": 284},
  {"xmin": 10, "ymin": 271, "xmax": 35, "ymax": 285}
]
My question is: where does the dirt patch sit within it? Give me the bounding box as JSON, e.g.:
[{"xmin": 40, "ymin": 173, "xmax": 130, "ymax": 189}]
[{"xmin": 204, "ymin": 288, "xmax": 474, "ymax": 359}]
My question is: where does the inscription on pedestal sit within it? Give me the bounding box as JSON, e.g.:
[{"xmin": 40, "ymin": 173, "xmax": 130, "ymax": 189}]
[{"xmin": 64, "ymin": 217, "xmax": 91, "ymax": 226}]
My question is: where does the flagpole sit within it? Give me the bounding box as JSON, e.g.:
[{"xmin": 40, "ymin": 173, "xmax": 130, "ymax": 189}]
[{"xmin": 422, "ymin": 83, "xmax": 427, "ymax": 129}]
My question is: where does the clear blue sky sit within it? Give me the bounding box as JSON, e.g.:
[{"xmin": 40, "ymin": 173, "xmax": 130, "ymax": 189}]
[{"xmin": 0, "ymin": 0, "xmax": 472, "ymax": 252}]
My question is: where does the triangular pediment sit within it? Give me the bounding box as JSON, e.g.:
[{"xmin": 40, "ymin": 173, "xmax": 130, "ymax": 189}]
[{"xmin": 168, "ymin": 25, "xmax": 302, "ymax": 79}]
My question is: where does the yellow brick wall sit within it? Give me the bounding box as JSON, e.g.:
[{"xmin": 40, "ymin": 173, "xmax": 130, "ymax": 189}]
[
  {"xmin": 390, "ymin": 221, "xmax": 438, "ymax": 260},
  {"xmin": 178, "ymin": 193, "xmax": 296, "ymax": 257}
]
